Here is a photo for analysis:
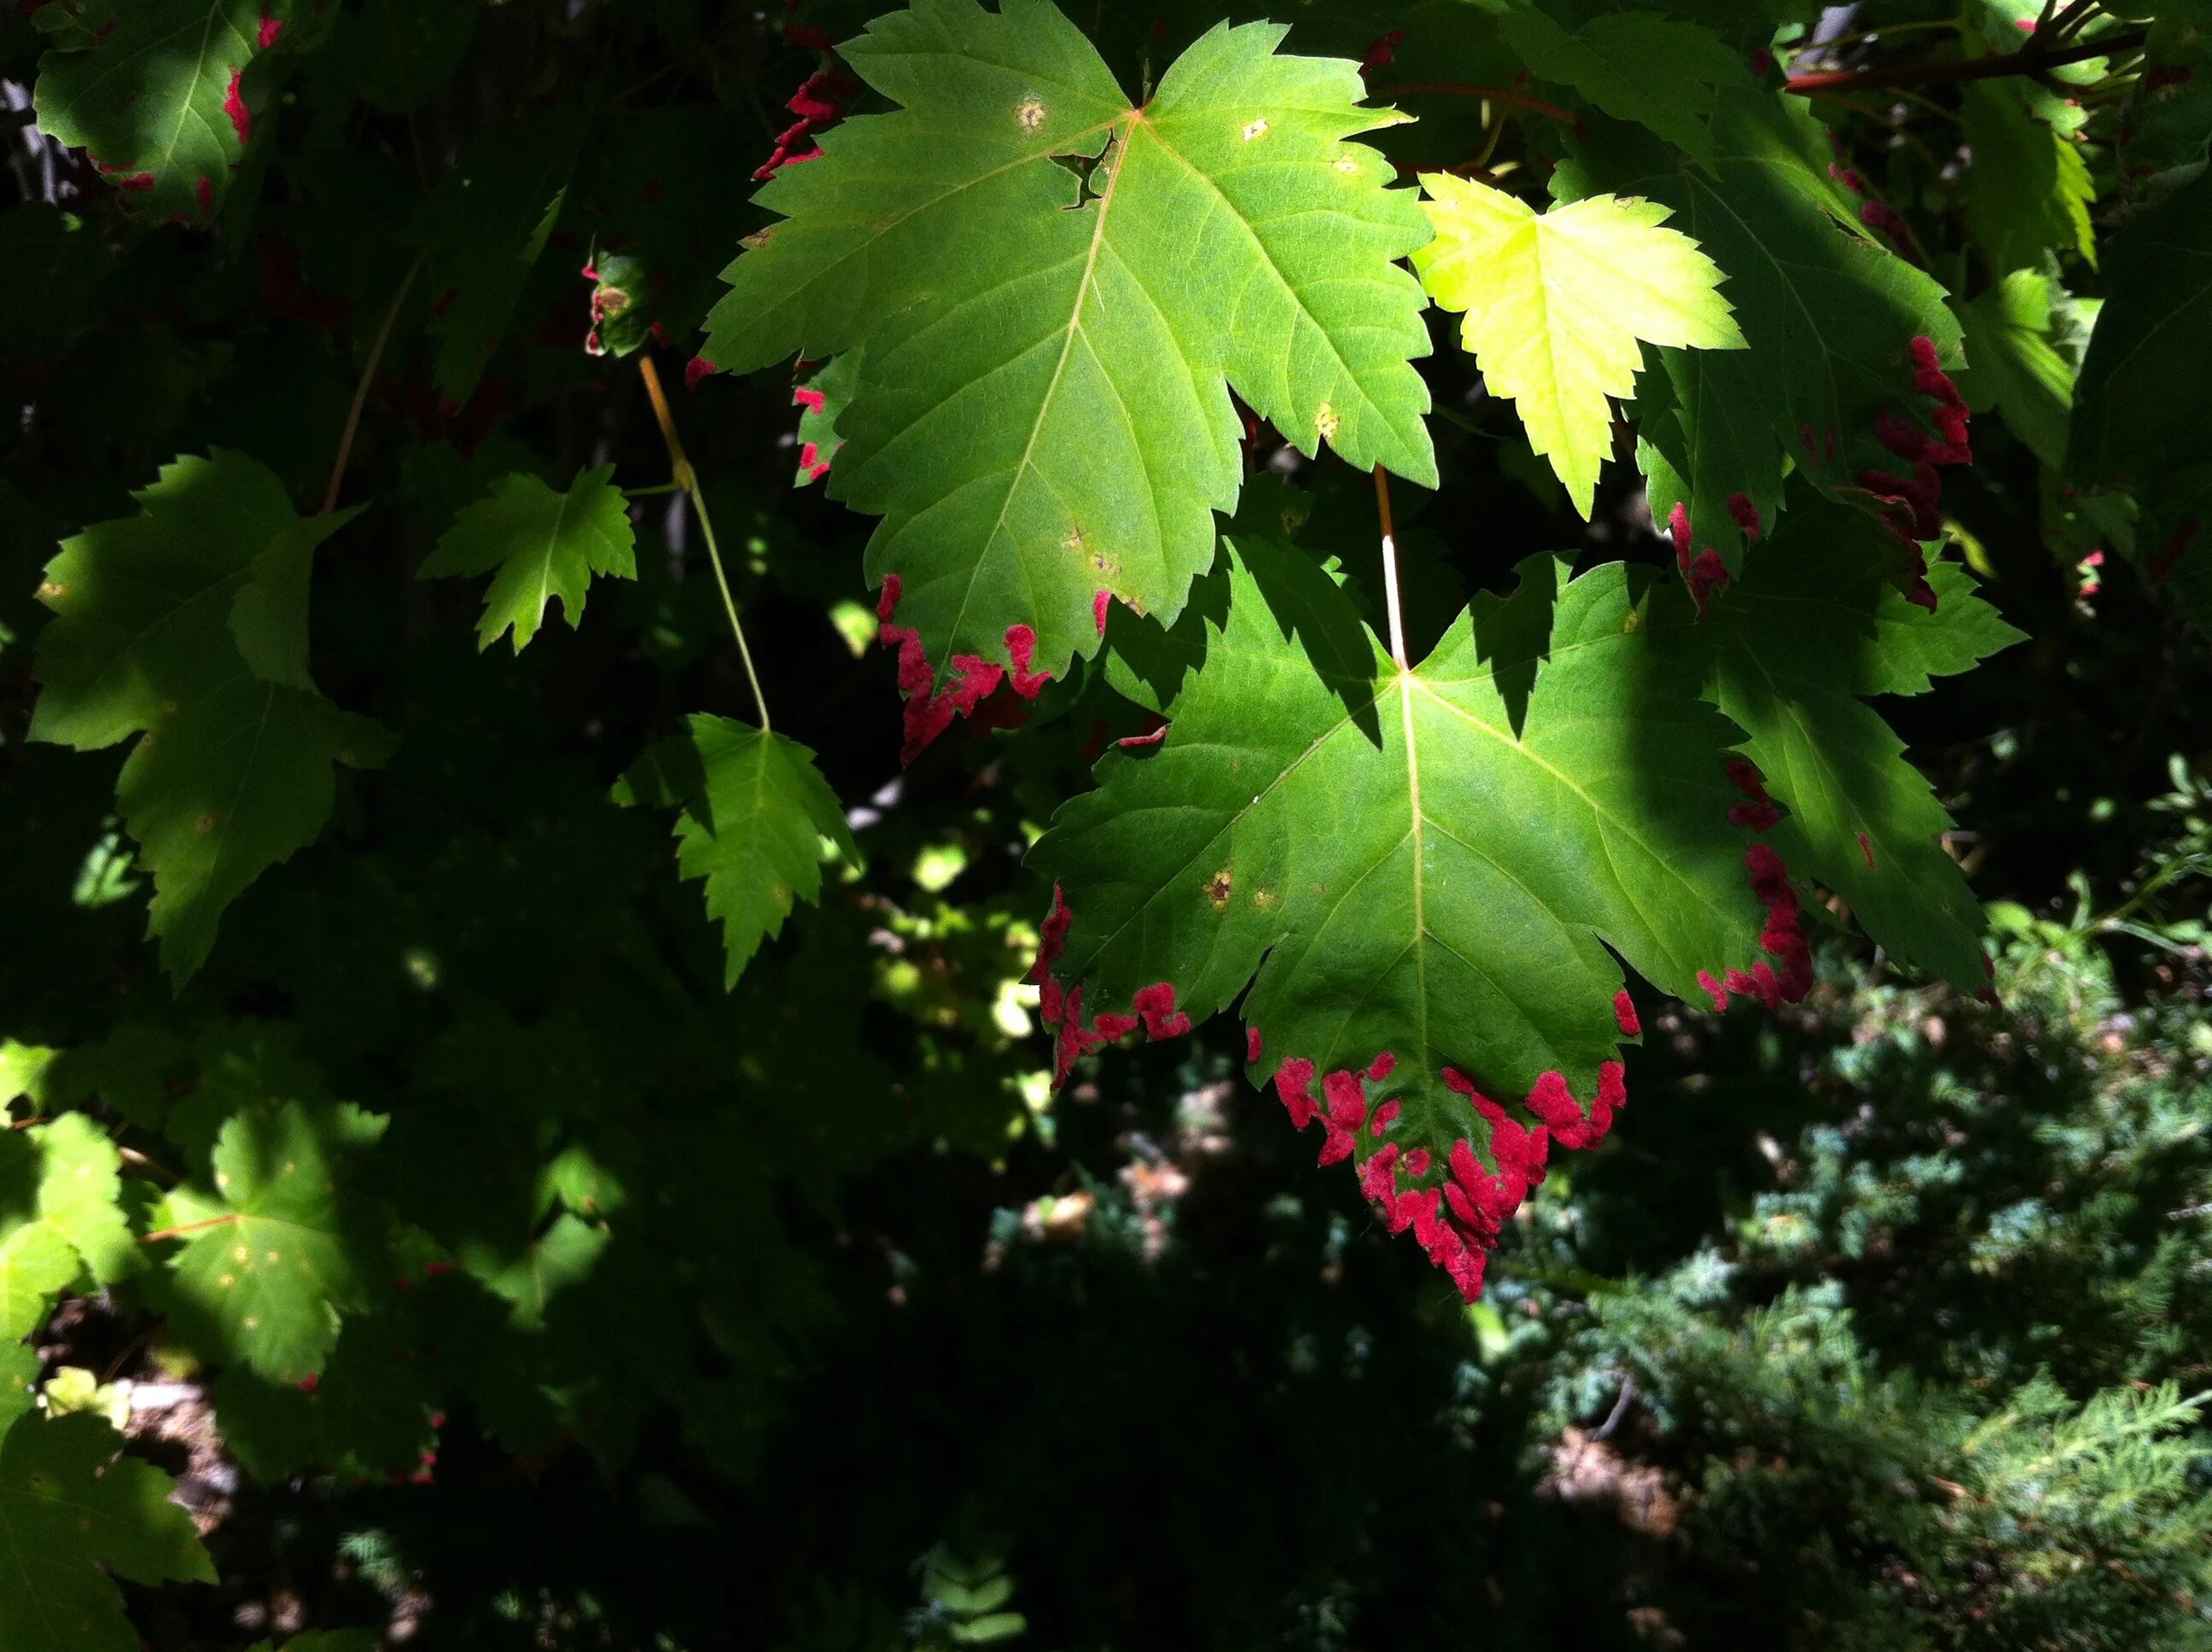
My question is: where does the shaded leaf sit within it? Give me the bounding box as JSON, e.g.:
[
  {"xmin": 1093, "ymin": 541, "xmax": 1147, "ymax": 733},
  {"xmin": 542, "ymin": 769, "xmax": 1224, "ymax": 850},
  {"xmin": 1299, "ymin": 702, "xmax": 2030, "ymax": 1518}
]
[
  {"xmin": 1697, "ymin": 505, "xmax": 2025, "ymax": 987},
  {"xmin": 0, "ymin": 1411, "xmax": 213, "ymax": 1652},
  {"xmin": 613, "ymin": 718, "xmax": 856, "ymax": 987},
  {"xmin": 1962, "ymin": 82, "xmax": 2096, "ymax": 275},
  {"xmin": 1564, "ymin": 90, "xmax": 1965, "ymax": 568},
  {"xmin": 1955, "ymin": 270, "xmax": 2075, "ymax": 471},
  {"xmin": 28, "ymin": 451, "xmax": 388, "ymax": 982},
  {"xmin": 2069, "ymin": 167, "xmax": 2212, "ymax": 598},
  {"xmin": 1497, "ymin": 6, "xmax": 1750, "ymax": 169}
]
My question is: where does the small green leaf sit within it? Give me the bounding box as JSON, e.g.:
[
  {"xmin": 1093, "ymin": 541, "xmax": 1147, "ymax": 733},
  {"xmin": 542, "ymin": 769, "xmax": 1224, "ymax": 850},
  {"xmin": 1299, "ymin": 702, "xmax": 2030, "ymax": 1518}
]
[
  {"xmin": 614, "ymin": 718, "xmax": 856, "ymax": 986},
  {"xmin": 465, "ymin": 1211, "xmax": 608, "ymax": 1330},
  {"xmin": 1413, "ymin": 178, "xmax": 1744, "ymax": 517},
  {"xmin": 0, "ymin": 1411, "xmax": 214, "ymax": 1652},
  {"xmin": 38, "ymin": 1368, "xmax": 130, "ymax": 1430},
  {"xmin": 419, "ymin": 466, "xmax": 637, "ymax": 651},
  {"xmin": 1955, "ymin": 271, "xmax": 2075, "ymax": 471},
  {"xmin": 166, "ymin": 1105, "xmax": 363, "ymax": 1382}
]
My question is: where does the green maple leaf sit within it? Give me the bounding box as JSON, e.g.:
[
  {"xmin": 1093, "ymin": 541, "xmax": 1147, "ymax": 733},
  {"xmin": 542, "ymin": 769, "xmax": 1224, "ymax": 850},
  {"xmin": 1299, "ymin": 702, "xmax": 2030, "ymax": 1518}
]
[
  {"xmin": 118, "ymin": 679, "xmax": 390, "ymax": 984},
  {"xmin": 31, "ymin": 1114, "xmax": 136, "ymax": 1288},
  {"xmin": 32, "ymin": 0, "xmax": 289, "ymax": 222},
  {"xmin": 1697, "ymin": 503, "xmax": 2025, "ymax": 989},
  {"xmin": 703, "ymin": 0, "xmax": 1435, "ymax": 713},
  {"xmin": 213, "ymin": 1313, "xmax": 439, "ymax": 1482},
  {"xmin": 0, "ymin": 1113, "xmax": 140, "ymax": 1340},
  {"xmin": 1962, "ymin": 83, "xmax": 2097, "ymax": 276},
  {"xmin": 164, "ymin": 1105, "xmax": 364, "ymax": 1382},
  {"xmin": 1030, "ymin": 539, "xmax": 1789, "ymax": 1298},
  {"xmin": 1496, "ymin": 6, "xmax": 1751, "ymax": 171},
  {"xmin": 1412, "ymin": 178, "xmax": 1745, "ymax": 518},
  {"xmin": 0, "ymin": 1224, "xmax": 77, "ymax": 1342},
  {"xmin": 1564, "ymin": 90, "xmax": 1964, "ymax": 569},
  {"xmin": 418, "ymin": 466, "xmax": 637, "ymax": 651},
  {"xmin": 613, "ymin": 718, "xmax": 857, "ymax": 987},
  {"xmin": 0, "ymin": 1411, "xmax": 214, "ymax": 1652},
  {"xmin": 465, "ymin": 1211, "xmax": 608, "ymax": 1330},
  {"xmin": 2069, "ymin": 167, "xmax": 2212, "ymax": 601},
  {"xmin": 29, "ymin": 451, "xmax": 391, "ymax": 983}
]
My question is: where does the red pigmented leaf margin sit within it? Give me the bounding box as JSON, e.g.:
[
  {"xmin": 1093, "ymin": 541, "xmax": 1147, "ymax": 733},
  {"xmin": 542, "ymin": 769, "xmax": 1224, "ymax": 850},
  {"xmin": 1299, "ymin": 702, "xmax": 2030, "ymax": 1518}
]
[
  {"xmin": 1028, "ymin": 753, "xmax": 1814, "ymax": 1301},
  {"xmin": 876, "ymin": 576, "xmax": 1051, "ymax": 764}
]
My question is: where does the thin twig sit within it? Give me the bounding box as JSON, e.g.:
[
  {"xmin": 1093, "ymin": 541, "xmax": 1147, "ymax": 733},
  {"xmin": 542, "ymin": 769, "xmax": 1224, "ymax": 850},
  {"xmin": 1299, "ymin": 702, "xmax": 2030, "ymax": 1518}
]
[
  {"xmin": 1592, "ymin": 1374, "xmax": 1639, "ymax": 1441},
  {"xmin": 2049, "ymin": 0, "xmax": 2102, "ymax": 43},
  {"xmin": 1372, "ymin": 464, "xmax": 1408, "ymax": 671},
  {"xmin": 1785, "ymin": 26, "xmax": 2145, "ymax": 93},
  {"xmin": 321, "ymin": 250, "xmax": 427, "ymax": 515},
  {"xmin": 637, "ymin": 354, "xmax": 772, "ymax": 731},
  {"xmin": 1370, "ymin": 81, "xmax": 1578, "ymax": 125}
]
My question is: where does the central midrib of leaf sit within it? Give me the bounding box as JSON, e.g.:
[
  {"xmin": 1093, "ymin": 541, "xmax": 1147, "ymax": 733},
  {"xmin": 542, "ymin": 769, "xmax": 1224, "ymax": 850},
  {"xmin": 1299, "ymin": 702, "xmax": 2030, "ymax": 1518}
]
[
  {"xmin": 1397, "ymin": 668, "xmax": 1435, "ymax": 1085},
  {"xmin": 533, "ymin": 485, "xmax": 583, "ymax": 623},
  {"xmin": 947, "ymin": 114, "xmax": 1135, "ymax": 655},
  {"xmin": 163, "ymin": 4, "xmax": 241, "ymax": 176}
]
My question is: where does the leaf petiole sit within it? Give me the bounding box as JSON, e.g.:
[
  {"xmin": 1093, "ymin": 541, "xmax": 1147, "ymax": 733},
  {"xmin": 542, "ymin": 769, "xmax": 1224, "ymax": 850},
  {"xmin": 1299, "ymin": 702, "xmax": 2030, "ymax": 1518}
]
[
  {"xmin": 1373, "ymin": 463, "xmax": 1408, "ymax": 671},
  {"xmin": 637, "ymin": 354, "xmax": 773, "ymax": 732}
]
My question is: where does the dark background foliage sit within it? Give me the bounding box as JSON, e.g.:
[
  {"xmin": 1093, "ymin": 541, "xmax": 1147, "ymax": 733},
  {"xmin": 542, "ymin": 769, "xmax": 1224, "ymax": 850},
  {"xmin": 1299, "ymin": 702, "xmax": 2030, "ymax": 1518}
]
[{"xmin": 2, "ymin": 2, "xmax": 2208, "ymax": 1649}]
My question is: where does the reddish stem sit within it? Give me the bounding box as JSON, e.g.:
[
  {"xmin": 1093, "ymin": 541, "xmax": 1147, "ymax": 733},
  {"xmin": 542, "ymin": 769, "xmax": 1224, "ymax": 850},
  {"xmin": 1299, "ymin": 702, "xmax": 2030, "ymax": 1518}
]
[{"xmin": 1786, "ymin": 27, "xmax": 2143, "ymax": 94}]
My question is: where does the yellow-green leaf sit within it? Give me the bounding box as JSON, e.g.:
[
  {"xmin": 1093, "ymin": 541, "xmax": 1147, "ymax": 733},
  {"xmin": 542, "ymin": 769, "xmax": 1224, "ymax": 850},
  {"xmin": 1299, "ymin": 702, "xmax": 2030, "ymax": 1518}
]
[{"xmin": 1412, "ymin": 178, "xmax": 1745, "ymax": 517}]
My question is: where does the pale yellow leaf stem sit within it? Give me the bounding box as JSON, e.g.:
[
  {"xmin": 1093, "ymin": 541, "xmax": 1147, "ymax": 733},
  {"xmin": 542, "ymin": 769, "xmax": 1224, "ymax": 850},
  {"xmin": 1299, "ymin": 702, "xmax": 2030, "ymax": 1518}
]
[{"xmin": 637, "ymin": 354, "xmax": 771, "ymax": 733}]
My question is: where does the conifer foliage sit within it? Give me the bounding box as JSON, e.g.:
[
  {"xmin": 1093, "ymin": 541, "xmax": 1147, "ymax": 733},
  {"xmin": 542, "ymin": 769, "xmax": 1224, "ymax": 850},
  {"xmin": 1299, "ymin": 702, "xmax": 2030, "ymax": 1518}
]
[{"xmin": 2, "ymin": 0, "xmax": 2207, "ymax": 1643}]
